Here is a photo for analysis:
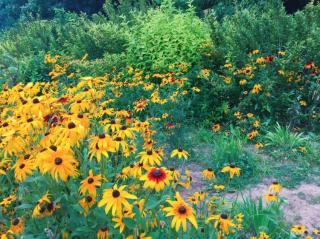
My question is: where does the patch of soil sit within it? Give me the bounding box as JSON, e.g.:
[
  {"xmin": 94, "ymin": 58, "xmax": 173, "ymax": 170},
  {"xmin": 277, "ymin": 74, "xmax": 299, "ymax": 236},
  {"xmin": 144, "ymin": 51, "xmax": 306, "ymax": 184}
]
[
  {"xmin": 179, "ymin": 166, "xmax": 320, "ymax": 229},
  {"xmin": 239, "ymin": 181, "xmax": 320, "ymax": 229}
]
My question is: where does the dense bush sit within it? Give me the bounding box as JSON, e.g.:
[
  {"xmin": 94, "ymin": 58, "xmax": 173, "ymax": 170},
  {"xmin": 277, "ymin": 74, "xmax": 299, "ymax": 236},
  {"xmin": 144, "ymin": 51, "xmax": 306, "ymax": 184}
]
[
  {"xmin": 0, "ymin": 10, "xmax": 128, "ymax": 83},
  {"xmin": 127, "ymin": 2, "xmax": 213, "ymax": 71}
]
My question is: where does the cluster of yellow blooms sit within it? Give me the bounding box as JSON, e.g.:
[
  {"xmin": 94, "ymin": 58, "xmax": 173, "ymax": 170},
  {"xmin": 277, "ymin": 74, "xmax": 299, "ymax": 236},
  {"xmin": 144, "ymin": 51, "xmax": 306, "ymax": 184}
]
[{"xmin": 0, "ymin": 55, "xmax": 317, "ymax": 239}]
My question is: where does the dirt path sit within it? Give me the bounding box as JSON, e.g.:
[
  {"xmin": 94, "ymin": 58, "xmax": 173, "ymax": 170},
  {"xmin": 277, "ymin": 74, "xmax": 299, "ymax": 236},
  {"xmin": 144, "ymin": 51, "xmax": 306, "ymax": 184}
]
[{"xmin": 180, "ymin": 165, "xmax": 320, "ymax": 229}]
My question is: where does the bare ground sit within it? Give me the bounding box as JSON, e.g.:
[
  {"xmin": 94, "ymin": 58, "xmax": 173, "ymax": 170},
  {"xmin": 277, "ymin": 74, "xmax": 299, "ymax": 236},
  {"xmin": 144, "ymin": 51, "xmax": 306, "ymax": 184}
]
[{"xmin": 180, "ymin": 164, "xmax": 320, "ymax": 229}]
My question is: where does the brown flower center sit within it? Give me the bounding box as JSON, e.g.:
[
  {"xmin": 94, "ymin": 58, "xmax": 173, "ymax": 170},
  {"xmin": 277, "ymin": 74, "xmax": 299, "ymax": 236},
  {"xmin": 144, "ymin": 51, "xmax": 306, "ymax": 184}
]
[
  {"xmin": 220, "ymin": 214, "xmax": 228, "ymax": 219},
  {"xmin": 19, "ymin": 163, "xmax": 25, "ymax": 169},
  {"xmin": 147, "ymin": 150, "xmax": 153, "ymax": 155},
  {"xmin": 68, "ymin": 122, "xmax": 76, "ymax": 129},
  {"xmin": 55, "ymin": 157, "xmax": 63, "ymax": 165},
  {"xmin": 86, "ymin": 196, "xmax": 93, "ymax": 203},
  {"xmin": 12, "ymin": 218, "xmax": 20, "ymax": 226},
  {"xmin": 112, "ymin": 190, "xmax": 120, "ymax": 198},
  {"xmin": 178, "ymin": 206, "xmax": 187, "ymax": 214},
  {"xmin": 87, "ymin": 178, "xmax": 94, "ymax": 184}
]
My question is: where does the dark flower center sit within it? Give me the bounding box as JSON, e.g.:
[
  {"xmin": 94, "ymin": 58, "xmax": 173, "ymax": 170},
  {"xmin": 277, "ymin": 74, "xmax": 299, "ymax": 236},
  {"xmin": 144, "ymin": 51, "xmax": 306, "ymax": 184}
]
[
  {"xmin": 55, "ymin": 157, "xmax": 63, "ymax": 165},
  {"xmin": 27, "ymin": 118, "xmax": 33, "ymax": 123},
  {"xmin": 2, "ymin": 122, "xmax": 8, "ymax": 127},
  {"xmin": 130, "ymin": 164, "xmax": 134, "ymax": 168},
  {"xmin": 273, "ymin": 181, "xmax": 279, "ymax": 185},
  {"xmin": 147, "ymin": 150, "xmax": 153, "ymax": 155},
  {"xmin": 101, "ymin": 227, "xmax": 108, "ymax": 232},
  {"xmin": 230, "ymin": 164, "xmax": 236, "ymax": 168},
  {"xmin": 115, "ymin": 137, "xmax": 122, "ymax": 141},
  {"xmin": 19, "ymin": 163, "xmax": 25, "ymax": 169},
  {"xmin": 110, "ymin": 119, "xmax": 115, "ymax": 124},
  {"xmin": 178, "ymin": 148, "xmax": 183, "ymax": 152},
  {"xmin": 87, "ymin": 178, "xmax": 94, "ymax": 184},
  {"xmin": 33, "ymin": 98, "xmax": 40, "ymax": 104},
  {"xmin": 99, "ymin": 134, "xmax": 106, "ymax": 139},
  {"xmin": 24, "ymin": 154, "xmax": 30, "ymax": 160},
  {"xmin": 178, "ymin": 206, "xmax": 187, "ymax": 214},
  {"xmin": 86, "ymin": 196, "xmax": 93, "ymax": 203},
  {"xmin": 208, "ymin": 168, "xmax": 213, "ymax": 171},
  {"xmin": 220, "ymin": 214, "xmax": 228, "ymax": 219},
  {"xmin": 12, "ymin": 218, "xmax": 20, "ymax": 225},
  {"xmin": 68, "ymin": 122, "xmax": 76, "ymax": 129},
  {"xmin": 152, "ymin": 169, "xmax": 163, "ymax": 178},
  {"xmin": 112, "ymin": 190, "xmax": 120, "ymax": 198},
  {"xmin": 50, "ymin": 145, "xmax": 57, "ymax": 151},
  {"xmin": 77, "ymin": 114, "xmax": 84, "ymax": 118},
  {"xmin": 121, "ymin": 126, "xmax": 127, "ymax": 130}
]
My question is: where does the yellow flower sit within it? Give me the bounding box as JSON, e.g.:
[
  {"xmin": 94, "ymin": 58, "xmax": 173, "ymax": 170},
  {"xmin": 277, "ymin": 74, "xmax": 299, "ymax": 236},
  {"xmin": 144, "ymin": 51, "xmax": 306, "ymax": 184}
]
[
  {"xmin": 97, "ymin": 227, "xmax": 109, "ymax": 239},
  {"xmin": 268, "ymin": 181, "xmax": 281, "ymax": 193},
  {"xmin": 212, "ymin": 123, "xmax": 221, "ymax": 132},
  {"xmin": 10, "ymin": 218, "xmax": 24, "ymax": 235},
  {"xmin": 239, "ymin": 79, "xmax": 247, "ymax": 85},
  {"xmin": 291, "ymin": 225, "xmax": 306, "ymax": 235},
  {"xmin": 264, "ymin": 193, "xmax": 277, "ymax": 202},
  {"xmin": 255, "ymin": 142, "xmax": 264, "ymax": 149},
  {"xmin": 214, "ymin": 185, "xmax": 225, "ymax": 191},
  {"xmin": 170, "ymin": 148, "xmax": 189, "ymax": 160},
  {"xmin": 224, "ymin": 63, "xmax": 233, "ymax": 68},
  {"xmin": 299, "ymin": 100, "xmax": 307, "ymax": 106},
  {"xmin": 138, "ymin": 149, "xmax": 162, "ymax": 166},
  {"xmin": 235, "ymin": 213, "xmax": 244, "ymax": 222},
  {"xmin": 79, "ymin": 170, "xmax": 102, "ymax": 196},
  {"xmin": 202, "ymin": 168, "xmax": 215, "ymax": 180},
  {"xmin": 98, "ymin": 185, "xmax": 137, "ymax": 217},
  {"xmin": 79, "ymin": 195, "xmax": 96, "ymax": 216},
  {"xmin": 252, "ymin": 84, "xmax": 262, "ymax": 94},
  {"xmin": 223, "ymin": 76, "xmax": 232, "ymax": 84},
  {"xmin": 163, "ymin": 192, "xmax": 198, "ymax": 232},
  {"xmin": 206, "ymin": 214, "xmax": 235, "ymax": 234},
  {"xmin": 221, "ymin": 165, "xmax": 241, "ymax": 178},
  {"xmin": 39, "ymin": 148, "xmax": 78, "ymax": 182}
]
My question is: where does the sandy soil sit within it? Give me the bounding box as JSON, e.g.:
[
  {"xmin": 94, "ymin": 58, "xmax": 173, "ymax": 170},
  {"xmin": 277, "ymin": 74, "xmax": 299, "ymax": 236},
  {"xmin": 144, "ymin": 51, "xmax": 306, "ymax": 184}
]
[{"xmin": 180, "ymin": 165, "xmax": 320, "ymax": 229}]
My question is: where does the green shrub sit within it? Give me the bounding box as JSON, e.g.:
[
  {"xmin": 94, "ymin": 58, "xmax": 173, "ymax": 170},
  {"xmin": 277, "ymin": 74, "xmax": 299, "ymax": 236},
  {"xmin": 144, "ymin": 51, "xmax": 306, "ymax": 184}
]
[
  {"xmin": 127, "ymin": 1, "xmax": 213, "ymax": 71},
  {"xmin": 0, "ymin": 10, "xmax": 128, "ymax": 82}
]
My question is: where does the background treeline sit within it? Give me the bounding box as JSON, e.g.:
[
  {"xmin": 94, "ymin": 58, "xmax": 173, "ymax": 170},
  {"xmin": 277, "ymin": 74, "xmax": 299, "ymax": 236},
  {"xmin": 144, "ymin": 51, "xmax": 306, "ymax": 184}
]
[{"xmin": 0, "ymin": 0, "xmax": 316, "ymax": 29}]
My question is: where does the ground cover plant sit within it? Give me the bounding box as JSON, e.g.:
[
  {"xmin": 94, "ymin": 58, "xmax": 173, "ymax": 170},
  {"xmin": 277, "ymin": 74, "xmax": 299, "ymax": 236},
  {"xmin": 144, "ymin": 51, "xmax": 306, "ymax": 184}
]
[{"xmin": 0, "ymin": 0, "xmax": 320, "ymax": 238}]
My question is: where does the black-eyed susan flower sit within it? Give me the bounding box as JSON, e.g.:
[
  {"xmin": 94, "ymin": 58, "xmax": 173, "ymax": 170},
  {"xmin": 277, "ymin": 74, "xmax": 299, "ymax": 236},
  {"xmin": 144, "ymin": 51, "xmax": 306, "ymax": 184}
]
[
  {"xmin": 163, "ymin": 192, "xmax": 198, "ymax": 232},
  {"xmin": 202, "ymin": 168, "xmax": 215, "ymax": 180},
  {"xmin": 268, "ymin": 181, "xmax": 281, "ymax": 193},
  {"xmin": 206, "ymin": 214, "xmax": 235, "ymax": 234},
  {"xmin": 112, "ymin": 217, "xmax": 125, "ymax": 233},
  {"xmin": 138, "ymin": 149, "xmax": 162, "ymax": 166},
  {"xmin": 212, "ymin": 124, "xmax": 221, "ymax": 132},
  {"xmin": 140, "ymin": 167, "xmax": 172, "ymax": 192},
  {"xmin": 0, "ymin": 194, "xmax": 16, "ymax": 208},
  {"xmin": 79, "ymin": 195, "xmax": 96, "ymax": 216},
  {"xmin": 97, "ymin": 227, "xmax": 109, "ymax": 239},
  {"xmin": 40, "ymin": 149, "xmax": 78, "ymax": 181},
  {"xmin": 170, "ymin": 148, "xmax": 189, "ymax": 160},
  {"xmin": 214, "ymin": 185, "xmax": 225, "ymax": 191},
  {"xmin": 264, "ymin": 193, "xmax": 277, "ymax": 202},
  {"xmin": 79, "ymin": 170, "xmax": 102, "ymax": 196},
  {"xmin": 10, "ymin": 218, "xmax": 24, "ymax": 235},
  {"xmin": 12, "ymin": 159, "xmax": 34, "ymax": 182},
  {"xmin": 291, "ymin": 225, "xmax": 306, "ymax": 235},
  {"xmin": 221, "ymin": 165, "xmax": 241, "ymax": 178},
  {"xmin": 235, "ymin": 213, "xmax": 244, "ymax": 223},
  {"xmin": 98, "ymin": 185, "xmax": 137, "ymax": 217}
]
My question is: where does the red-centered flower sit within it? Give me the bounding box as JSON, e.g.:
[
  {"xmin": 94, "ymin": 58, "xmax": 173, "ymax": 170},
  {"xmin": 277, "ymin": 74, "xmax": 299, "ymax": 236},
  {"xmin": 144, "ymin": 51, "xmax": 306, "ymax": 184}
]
[
  {"xmin": 264, "ymin": 55, "xmax": 273, "ymax": 62},
  {"xmin": 140, "ymin": 167, "xmax": 172, "ymax": 192}
]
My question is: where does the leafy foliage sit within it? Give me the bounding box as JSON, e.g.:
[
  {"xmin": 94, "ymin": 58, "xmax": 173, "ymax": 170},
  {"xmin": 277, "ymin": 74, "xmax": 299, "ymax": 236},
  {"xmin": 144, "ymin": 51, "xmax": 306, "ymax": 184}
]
[{"xmin": 127, "ymin": 1, "xmax": 213, "ymax": 71}]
